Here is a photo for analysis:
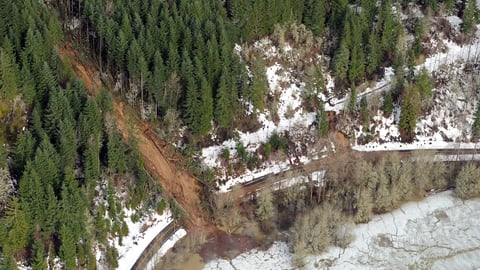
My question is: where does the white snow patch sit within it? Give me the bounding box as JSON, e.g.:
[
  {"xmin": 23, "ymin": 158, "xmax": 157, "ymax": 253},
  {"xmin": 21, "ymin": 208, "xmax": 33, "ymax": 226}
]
[
  {"xmin": 145, "ymin": 228, "xmax": 187, "ymax": 270},
  {"xmin": 115, "ymin": 210, "xmax": 175, "ymax": 270}
]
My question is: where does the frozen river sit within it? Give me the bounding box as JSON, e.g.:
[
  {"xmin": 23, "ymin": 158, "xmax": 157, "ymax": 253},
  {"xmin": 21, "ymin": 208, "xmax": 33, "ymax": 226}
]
[{"xmin": 204, "ymin": 191, "xmax": 480, "ymax": 270}]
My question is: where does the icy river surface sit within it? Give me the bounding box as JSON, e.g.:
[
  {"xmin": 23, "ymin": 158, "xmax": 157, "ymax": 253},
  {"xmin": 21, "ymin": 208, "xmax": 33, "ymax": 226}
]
[{"xmin": 204, "ymin": 191, "xmax": 480, "ymax": 270}]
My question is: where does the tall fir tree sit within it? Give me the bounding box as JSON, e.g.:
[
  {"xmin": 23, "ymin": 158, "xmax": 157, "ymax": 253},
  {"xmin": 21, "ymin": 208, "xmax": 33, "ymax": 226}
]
[{"xmin": 399, "ymin": 84, "xmax": 421, "ymax": 141}]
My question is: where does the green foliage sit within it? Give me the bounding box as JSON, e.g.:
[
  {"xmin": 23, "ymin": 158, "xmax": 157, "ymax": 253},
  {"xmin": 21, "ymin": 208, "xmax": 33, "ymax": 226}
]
[
  {"xmin": 399, "ymin": 84, "xmax": 421, "ymax": 141},
  {"xmin": 383, "ymin": 91, "xmax": 393, "ymax": 116},
  {"xmin": 105, "ymin": 246, "xmax": 119, "ymax": 269},
  {"xmin": 462, "ymin": 0, "xmax": 477, "ymax": 33},
  {"xmin": 412, "ymin": 19, "xmax": 424, "ymax": 56},
  {"xmin": 0, "ymin": 198, "xmax": 30, "ymax": 257},
  {"xmin": 268, "ymin": 132, "xmax": 287, "ymax": 153},
  {"xmin": 416, "ymin": 68, "xmax": 433, "ymax": 100},
  {"xmin": 215, "ymin": 69, "xmax": 235, "ymax": 128},
  {"xmin": 59, "ymin": 225, "xmax": 77, "ymax": 270},
  {"xmin": 333, "ymin": 40, "xmax": 350, "ymax": 82},
  {"xmin": 221, "ymin": 148, "xmax": 231, "ymax": 161},
  {"xmin": 472, "ymin": 101, "xmax": 480, "ymax": 136},
  {"xmin": 156, "ymin": 199, "xmax": 167, "ymax": 214},
  {"xmin": 236, "ymin": 141, "xmax": 248, "ymax": 161},
  {"xmin": 317, "ymin": 102, "xmax": 329, "ymax": 137},
  {"xmin": 349, "ymin": 87, "xmax": 357, "ymax": 112},
  {"xmin": 303, "ymin": 0, "xmax": 326, "ymax": 36},
  {"xmin": 249, "ymin": 57, "xmax": 268, "ymax": 111}
]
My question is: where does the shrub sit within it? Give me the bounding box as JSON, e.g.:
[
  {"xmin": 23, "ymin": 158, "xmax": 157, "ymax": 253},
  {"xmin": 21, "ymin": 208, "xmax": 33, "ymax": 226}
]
[
  {"xmin": 268, "ymin": 132, "xmax": 287, "ymax": 153},
  {"xmin": 455, "ymin": 163, "xmax": 480, "ymax": 199}
]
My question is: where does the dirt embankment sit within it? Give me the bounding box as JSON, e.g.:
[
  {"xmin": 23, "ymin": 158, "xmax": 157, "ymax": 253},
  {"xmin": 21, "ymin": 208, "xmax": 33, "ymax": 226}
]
[{"xmin": 57, "ymin": 43, "xmax": 212, "ymax": 233}]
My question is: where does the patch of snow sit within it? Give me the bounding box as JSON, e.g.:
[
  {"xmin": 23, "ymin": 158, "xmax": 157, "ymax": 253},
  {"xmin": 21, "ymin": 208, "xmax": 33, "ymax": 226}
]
[
  {"xmin": 446, "ymin": 16, "xmax": 462, "ymax": 31},
  {"xmin": 145, "ymin": 229, "xmax": 187, "ymax": 270},
  {"xmin": 115, "ymin": 210, "xmax": 174, "ymax": 270}
]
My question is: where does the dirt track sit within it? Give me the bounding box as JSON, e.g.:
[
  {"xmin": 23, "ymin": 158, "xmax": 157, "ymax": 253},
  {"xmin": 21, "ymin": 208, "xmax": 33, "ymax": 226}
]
[{"xmin": 58, "ymin": 43, "xmax": 212, "ymax": 232}]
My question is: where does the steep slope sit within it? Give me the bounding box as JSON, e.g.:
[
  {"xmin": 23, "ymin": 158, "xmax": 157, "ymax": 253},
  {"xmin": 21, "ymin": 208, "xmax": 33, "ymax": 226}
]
[{"xmin": 58, "ymin": 42, "xmax": 212, "ymax": 232}]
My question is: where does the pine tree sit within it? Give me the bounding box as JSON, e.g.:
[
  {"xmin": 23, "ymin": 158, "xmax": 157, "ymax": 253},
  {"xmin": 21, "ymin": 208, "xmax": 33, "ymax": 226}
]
[
  {"xmin": 250, "ymin": 57, "xmax": 268, "ymax": 111},
  {"xmin": 333, "ymin": 41, "xmax": 350, "ymax": 83},
  {"xmin": 383, "ymin": 91, "xmax": 393, "ymax": 116},
  {"xmin": 32, "ymin": 239, "xmax": 47, "ymax": 270},
  {"xmin": 399, "ymin": 84, "xmax": 421, "ymax": 141},
  {"xmin": 472, "ymin": 100, "xmax": 480, "ymax": 136},
  {"xmin": 59, "ymin": 224, "xmax": 77, "ymax": 270},
  {"xmin": 0, "ymin": 198, "xmax": 30, "ymax": 257},
  {"xmin": 348, "ymin": 15, "xmax": 366, "ymax": 85},
  {"xmin": 303, "ymin": 0, "xmax": 326, "ymax": 36},
  {"xmin": 13, "ymin": 130, "xmax": 36, "ymax": 173},
  {"xmin": 107, "ymin": 131, "xmax": 126, "ymax": 174},
  {"xmin": 215, "ymin": 70, "xmax": 234, "ymax": 129},
  {"xmin": 198, "ymin": 78, "xmax": 214, "ymax": 135},
  {"xmin": 416, "ymin": 67, "xmax": 433, "ymax": 100},
  {"xmin": 318, "ymin": 102, "xmax": 329, "ymax": 137},
  {"xmin": 462, "ymin": 0, "xmax": 477, "ymax": 33},
  {"xmin": 330, "ymin": 0, "xmax": 348, "ymax": 31},
  {"xmin": 0, "ymin": 47, "xmax": 19, "ymax": 101},
  {"xmin": 366, "ymin": 30, "xmax": 380, "ymax": 76}
]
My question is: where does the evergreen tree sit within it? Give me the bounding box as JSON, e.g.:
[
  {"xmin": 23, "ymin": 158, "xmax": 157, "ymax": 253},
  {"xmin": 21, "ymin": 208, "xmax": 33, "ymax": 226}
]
[
  {"xmin": 333, "ymin": 41, "xmax": 350, "ymax": 83},
  {"xmin": 303, "ymin": 0, "xmax": 326, "ymax": 36},
  {"xmin": 13, "ymin": 130, "xmax": 36, "ymax": 173},
  {"xmin": 317, "ymin": 102, "xmax": 329, "ymax": 137},
  {"xmin": 366, "ymin": 31, "xmax": 380, "ymax": 76},
  {"xmin": 32, "ymin": 239, "xmax": 47, "ymax": 270},
  {"xmin": 198, "ymin": 78, "xmax": 214, "ymax": 135},
  {"xmin": 330, "ymin": 0, "xmax": 348, "ymax": 31},
  {"xmin": 107, "ymin": 131, "xmax": 127, "ymax": 174},
  {"xmin": 0, "ymin": 198, "xmax": 30, "ymax": 257},
  {"xmin": 462, "ymin": 0, "xmax": 477, "ymax": 33},
  {"xmin": 472, "ymin": 100, "xmax": 480, "ymax": 136},
  {"xmin": 383, "ymin": 91, "xmax": 393, "ymax": 116},
  {"xmin": 59, "ymin": 224, "xmax": 77, "ymax": 270},
  {"xmin": 215, "ymin": 70, "xmax": 234, "ymax": 128},
  {"xmin": 250, "ymin": 57, "xmax": 268, "ymax": 111},
  {"xmin": 348, "ymin": 15, "xmax": 366, "ymax": 85},
  {"xmin": 416, "ymin": 67, "xmax": 433, "ymax": 100},
  {"xmin": 399, "ymin": 84, "xmax": 421, "ymax": 141}
]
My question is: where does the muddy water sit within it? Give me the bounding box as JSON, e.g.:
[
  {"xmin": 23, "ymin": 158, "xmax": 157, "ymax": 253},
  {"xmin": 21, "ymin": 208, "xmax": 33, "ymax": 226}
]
[{"xmin": 179, "ymin": 254, "xmax": 204, "ymax": 270}]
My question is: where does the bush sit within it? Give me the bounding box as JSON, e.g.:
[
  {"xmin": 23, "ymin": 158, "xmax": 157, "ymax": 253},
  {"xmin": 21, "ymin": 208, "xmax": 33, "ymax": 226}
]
[
  {"xmin": 105, "ymin": 246, "xmax": 118, "ymax": 269},
  {"xmin": 268, "ymin": 132, "xmax": 287, "ymax": 153},
  {"xmin": 455, "ymin": 163, "xmax": 480, "ymax": 199},
  {"xmin": 292, "ymin": 203, "xmax": 353, "ymax": 260},
  {"xmin": 156, "ymin": 199, "xmax": 167, "ymax": 214},
  {"xmin": 236, "ymin": 141, "xmax": 248, "ymax": 161},
  {"xmin": 220, "ymin": 148, "xmax": 230, "ymax": 161}
]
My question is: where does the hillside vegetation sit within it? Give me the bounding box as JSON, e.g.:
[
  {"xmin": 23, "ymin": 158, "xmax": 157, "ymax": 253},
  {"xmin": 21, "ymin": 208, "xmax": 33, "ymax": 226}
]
[{"xmin": 0, "ymin": 0, "xmax": 480, "ymax": 269}]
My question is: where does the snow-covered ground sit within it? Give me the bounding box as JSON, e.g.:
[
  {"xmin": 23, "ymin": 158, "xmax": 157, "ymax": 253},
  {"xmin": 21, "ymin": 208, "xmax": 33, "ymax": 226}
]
[
  {"xmin": 353, "ymin": 24, "xmax": 480, "ymax": 151},
  {"xmin": 113, "ymin": 209, "xmax": 176, "ymax": 270},
  {"xmin": 145, "ymin": 228, "xmax": 187, "ymax": 270},
  {"xmin": 202, "ymin": 48, "xmax": 319, "ymax": 192},
  {"xmin": 204, "ymin": 191, "xmax": 480, "ymax": 270}
]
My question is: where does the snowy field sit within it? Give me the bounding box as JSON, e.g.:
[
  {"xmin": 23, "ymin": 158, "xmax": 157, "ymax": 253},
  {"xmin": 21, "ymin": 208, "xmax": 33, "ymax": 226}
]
[{"xmin": 204, "ymin": 191, "xmax": 480, "ymax": 270}]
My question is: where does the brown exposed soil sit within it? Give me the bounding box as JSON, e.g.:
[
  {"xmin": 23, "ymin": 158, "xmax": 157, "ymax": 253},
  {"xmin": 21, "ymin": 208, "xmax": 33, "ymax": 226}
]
[
  {"xmin": 199, "ymin": 230, "xmax": 263, "ymax": 261},
  {"xmin": 57, "ymin": 42, "xmax": 213, "ymax": 233}
]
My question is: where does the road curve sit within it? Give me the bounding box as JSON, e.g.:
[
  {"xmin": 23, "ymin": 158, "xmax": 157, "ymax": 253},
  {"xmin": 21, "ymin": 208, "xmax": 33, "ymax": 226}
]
[{"xmin": 131, "ymin": 222, "xmax": 178, "ymax": 270}]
